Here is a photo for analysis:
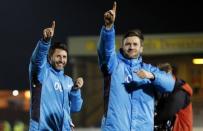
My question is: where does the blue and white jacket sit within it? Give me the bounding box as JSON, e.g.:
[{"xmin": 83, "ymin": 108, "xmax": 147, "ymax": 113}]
[
  {"xmin": 97, "ymin": 26, "xmax": 175, "ymax": 131},
  {"xmin": 29, "ymin": 39, "xmax": 83, "ymax": 131}
]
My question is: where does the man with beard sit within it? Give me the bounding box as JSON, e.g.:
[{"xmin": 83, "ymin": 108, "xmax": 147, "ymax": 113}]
[
  {"xmin": 29, "ymin": 21, "xmax": 83, "ymax": 131},
  {"xmin": 97, "ymin": 2, "xmax": 175, "ymax": 131}
]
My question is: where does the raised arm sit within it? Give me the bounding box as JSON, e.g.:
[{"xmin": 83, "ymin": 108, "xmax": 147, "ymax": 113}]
[
  {"xmin": 97, "ymin": 2, "xmax": 118, "ymax": 74},
  {"xmin": 29, "ymin": 21, "xmax": 55, "ymax": 82},
  {"xmin": 104, "ymin": 1, "xmax": 116, "ymax": 30}
]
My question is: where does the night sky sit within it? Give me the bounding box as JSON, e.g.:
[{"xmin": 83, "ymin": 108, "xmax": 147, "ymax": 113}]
[{"xmin": 0, "ymin": 0, "xmax": 203, "ymax": 90}]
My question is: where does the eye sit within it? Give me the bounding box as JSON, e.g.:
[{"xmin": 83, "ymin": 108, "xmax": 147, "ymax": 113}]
[
  {"xmin": 56, "ymin": 55, "xmax": 62, "ymax": 59},
  {"xmin": 125, "ymin": 42, "xmax": 131, "ymax": 46},
  {"xmin": 133, "ymin": 43, "xmax": 138, "ymax": 46}
]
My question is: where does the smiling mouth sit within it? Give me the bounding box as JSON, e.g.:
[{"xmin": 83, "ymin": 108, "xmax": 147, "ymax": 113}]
[
  {"xmin": 57, "ymin": 62, "xmax": 64, "ymax": 66},
  {"xmin": 128, "ymin": 50, "xmax": 135, "ymax": 53}
]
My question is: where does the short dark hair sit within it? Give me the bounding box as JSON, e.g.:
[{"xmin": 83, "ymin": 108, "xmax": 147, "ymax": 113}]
[
  {"xmin": 122, "ymin": 29, "xmax": 144, "ymax": 46},
  {"xmin": 48, "ymin": 42, "xmax": 68, "ymax": 59},
  {"xmin": 157, "ymin": 63, "xmax": 173, "ymax": 74}
]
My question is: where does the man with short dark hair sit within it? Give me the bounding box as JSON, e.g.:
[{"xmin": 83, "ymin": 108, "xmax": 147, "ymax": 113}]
[
  {"xmin": 29, "ymin": 21, "xmax": 83, "ymax": 131},
  {"xmin": 97, "ymin": 2, "xmax": 175, "ymax": 130}
]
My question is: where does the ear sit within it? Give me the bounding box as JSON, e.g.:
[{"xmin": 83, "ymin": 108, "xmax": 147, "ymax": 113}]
[
  {"xmin": 140, "ymin": 46, "xmax": 143, "ymax": 53},
  {"xmin": 48, "ymin": 55, "xmax": 52, "ymax": 63}
]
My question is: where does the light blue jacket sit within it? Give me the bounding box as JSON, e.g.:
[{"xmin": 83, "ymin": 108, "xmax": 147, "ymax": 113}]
[
  {"xmin": 97, "ymin": 26, "xmax": 175, "ymax": 131},
  {"xmin": 29, "ymin": 39, "xmax": 83, "ymax": 131}
]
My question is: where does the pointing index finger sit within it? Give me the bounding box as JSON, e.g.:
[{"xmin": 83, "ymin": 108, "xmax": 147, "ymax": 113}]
[
  {"xmin": 51, "ymin": 21, "xmax": 55, "ymax": 30},
  {"xmin": 112, "ymin": 1, "xmax": 117, "ymax": 12}
]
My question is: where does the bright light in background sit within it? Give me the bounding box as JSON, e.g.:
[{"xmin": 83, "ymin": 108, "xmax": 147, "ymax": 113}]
[
  {"xmin": 193, "ymin": 58, "xmax": 203, "ymax": 64},
  {"xmin": 12, "ymin": 90, "xmax": 19, "ymax": 96},
  {"xmin": 24, "ymin": 90, "xmax": 30, "ymax": 99}
]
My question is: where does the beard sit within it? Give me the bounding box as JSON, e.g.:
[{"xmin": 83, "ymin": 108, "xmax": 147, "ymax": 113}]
[
  {"xmin": 51, "ymin": 60, "xmax": 66, "ymax": 71},
  {"xmin": 124, "ymin": 50, "xmax": 139, "ymax": 59}
]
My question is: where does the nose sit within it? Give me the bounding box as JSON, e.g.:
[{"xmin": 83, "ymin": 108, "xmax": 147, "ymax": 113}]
[
  {"xmin": 129, "ymin": 44, "xmax": 134, "ymax": 49},
  {"xmin": 58, "ymin": 56, "xmax": 64, "ymax": 63},
  {"xmin": 59, "ymin": 56, "xmax": 62, "ymax": 61}
]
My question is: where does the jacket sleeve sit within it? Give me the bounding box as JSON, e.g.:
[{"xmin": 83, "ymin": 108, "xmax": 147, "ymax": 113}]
[
  {"xmin": 29, "ymin": 39, "xmax": 51, "ymax": 83},
  {"xmin": 69, "ymin": 89, "xmax": 83, "ymax": 113},
  {"xmin": 150, "ymin": 66, "xmax": 175, "ymax": 92},
  {"xmin": 97, "ymin": 26, "xmax": 118, "ymax": 74}
]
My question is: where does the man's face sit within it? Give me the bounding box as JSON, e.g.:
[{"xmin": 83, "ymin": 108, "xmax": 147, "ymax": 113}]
[
  {"xmin": 122, "ymin": 36, "xmax": 143, "ymax": 59},
  {"xmin": 50, "ymin": 48, "xmax": 67, "ymax": 70}
]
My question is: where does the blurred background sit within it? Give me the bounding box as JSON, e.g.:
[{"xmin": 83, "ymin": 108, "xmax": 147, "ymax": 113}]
[{"xmin": 0, "ymin": 0, "xmax": 203, "ymax": 130}]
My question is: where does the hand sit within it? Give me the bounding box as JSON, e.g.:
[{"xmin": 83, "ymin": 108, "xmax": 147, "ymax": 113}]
[
  {"xmin": 43, "ymin": 21, "xmax": 55, "ymax": 41},
  {"xmin": 74, "ymin": 77, "xmax": 84, "ymax": 89},
  {"xmin": 104, "ymin": 1, "xmax": 117, "ymax": 29},
  {"xmin": 135, "ymin": 69, "xmax": 154, "ymax": 80}
]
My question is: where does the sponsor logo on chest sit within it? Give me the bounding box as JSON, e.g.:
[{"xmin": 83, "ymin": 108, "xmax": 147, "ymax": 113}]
[{"xmin": 54, "ymin": 81, "xmax": 63, "ymax": 92}]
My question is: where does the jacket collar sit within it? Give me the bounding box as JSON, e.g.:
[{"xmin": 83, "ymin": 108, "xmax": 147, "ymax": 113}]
[
  {"xmin": 48, "ymin": 64, "xmax": 64, "ymax": 76},
  {"xmin": 118, "ymin": 49, "xmax": 142, "ymax": 67}
]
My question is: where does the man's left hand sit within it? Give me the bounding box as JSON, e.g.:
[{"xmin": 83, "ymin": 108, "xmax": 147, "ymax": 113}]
[{"xmin": 74, "ymin": 77, "xmax": 84, "ymax": 89}]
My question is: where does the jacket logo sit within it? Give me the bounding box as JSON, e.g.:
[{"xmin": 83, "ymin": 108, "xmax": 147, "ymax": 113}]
[
  {"xmin": 54, "ymin": 81, "xmax": 63, "ymax": 92},
  {"xmin": 125, "ymin": 75, "xmax": 132, "ymax": 83}
]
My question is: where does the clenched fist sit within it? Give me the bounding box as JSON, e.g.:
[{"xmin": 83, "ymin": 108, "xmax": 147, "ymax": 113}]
[
  {"xmin": 43, "ymin": 21, "xmax": 55, "ymax": 41},
  {"xmin": 74, "ymin": 77, "xmax": 84, "ymax": 89}
]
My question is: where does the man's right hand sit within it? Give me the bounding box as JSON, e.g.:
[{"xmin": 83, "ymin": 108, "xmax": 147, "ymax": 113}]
[
  {"xmin": 43, "ymin": 21, "xmax": 55, "ymax": 41},
  {"xmin": 104, "ymin": 1, "xmax": 117, "ymax": 30}
]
